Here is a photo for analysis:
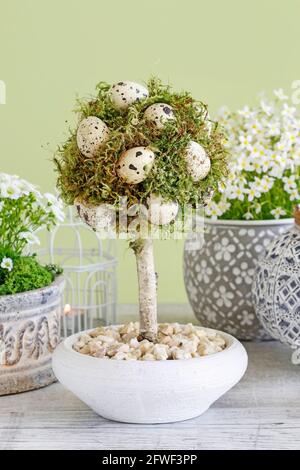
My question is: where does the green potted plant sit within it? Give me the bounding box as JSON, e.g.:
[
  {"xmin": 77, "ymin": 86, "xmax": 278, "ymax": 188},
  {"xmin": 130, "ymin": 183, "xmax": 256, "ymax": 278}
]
[
  {"xmin": 0, "ymin": 173, "xmax": 64, "ymax": 395},
  {"xmin": 52, "ymin": 78, "xmax": 247, "ymax": 424},
  {"xmin": 184, "ymin": 89, "xmax": 298, "ymax": 340}
]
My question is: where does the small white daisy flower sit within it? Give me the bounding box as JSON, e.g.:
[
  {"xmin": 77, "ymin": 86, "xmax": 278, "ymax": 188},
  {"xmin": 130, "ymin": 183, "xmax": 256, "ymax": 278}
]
[{"xmin": 1, "ymin": 257, "xmax": 13, "ymax": 272}]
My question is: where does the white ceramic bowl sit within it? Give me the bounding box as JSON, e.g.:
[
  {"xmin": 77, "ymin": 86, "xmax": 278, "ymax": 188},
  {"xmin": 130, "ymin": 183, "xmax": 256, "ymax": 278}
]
[{"xmin": 52, "ymin": 327, "xmax": 248, "ymax": 424}]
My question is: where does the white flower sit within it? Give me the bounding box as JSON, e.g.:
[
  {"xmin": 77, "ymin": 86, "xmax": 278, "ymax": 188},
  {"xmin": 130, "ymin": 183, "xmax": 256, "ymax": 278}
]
[
  {"xmin": 19, "ymin": 231, "xmax": 40, "ymax": 245},
  {"xmin": 238, "ymin": 134, "xmax": 253, "ymax": 150},
  {"xmin": 253, "ymin": 202, "xmax": 262, "ymax": 214},
  {"xmin": 227, "ymin": 185, "xmax": 245, "ymax": 201},
  {"xmin": 238, "ymin": 106, "xmax": 255, "ymax": 119},
  {"xmin": 274, "ymin": 89, "xmax": 288, "ymax": 101},
  {"xmin": 244, "ymin": 211, "xmax": 254, "ymax": 220},
  {"xmin": 282, "ymin": 175, "xmax": 297, "ymax": 192},
  {"xmin": 205, "ymin": 201, "xmax": 225, "ymax": 220},
  {"xmin": 0, "ymin": 201, "xmax": 4, "ymax": 212},
  {"xmin": 0, "ymin": 181, "xmax": 21, "ymax": 199},
  {"xmin": 245, "ymin": 182, "xmax": 261, "ymax": 202},
  {"xmin": 1, "ymin": 257, "xmax": 13, "ymax": 272},
  {"xmin": 270, "ymin": 207, "xmax": 286, "ymax": 219},
  {"xmin": 289, "ymin": 189, "xmax": 300, "ymax": 201},
  {"xmin": 258, "ymin": 176, "xmax": 274, "ymax": 192},
  {"xmin": 260, "ymin": 100, "xmax": 273, "ymax": 116}
]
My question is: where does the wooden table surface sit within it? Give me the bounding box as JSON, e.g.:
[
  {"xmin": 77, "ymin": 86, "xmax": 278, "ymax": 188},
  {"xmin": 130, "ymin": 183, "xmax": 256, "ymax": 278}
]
[{"xmin": 0, "ymin": 341, "xmax": 299, "ymax": 450}]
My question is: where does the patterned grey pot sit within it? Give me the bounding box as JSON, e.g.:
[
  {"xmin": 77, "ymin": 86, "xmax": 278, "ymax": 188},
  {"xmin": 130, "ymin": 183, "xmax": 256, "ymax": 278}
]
[
  {"xmin": 252, "ymin": 215, "xmax": 300, "ymax": 364},
  {"xmin": 0, "ymin": 276, "xmax": 64, "ymax": 395},
  {"xmin": 184, "ymin": 218, "xmax": 293, "ymax": 340}
]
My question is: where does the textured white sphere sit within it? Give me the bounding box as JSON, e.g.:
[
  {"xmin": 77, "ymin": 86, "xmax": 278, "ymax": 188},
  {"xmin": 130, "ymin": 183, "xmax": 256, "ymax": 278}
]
[
  {"xmin": 108, "ymin": 81, "xmax": 148, "ymax": 110},
  {"xmin": 76, "ymin": 116, "xmax": 109, "ymax": 157},
  {"xmin": 185, "ymin": 141, "xmax": 211, "ymax": 181},
  {"xmin": 117, "ymin": 147, "xmax": 155, "ymax": 184},
  {"xmin": 147, "ymin": 193, "xmax": 178, "ymax": 226},
  {"xmin": 144, "ymin": 103, "xmax": 175, "ymax": 129}
]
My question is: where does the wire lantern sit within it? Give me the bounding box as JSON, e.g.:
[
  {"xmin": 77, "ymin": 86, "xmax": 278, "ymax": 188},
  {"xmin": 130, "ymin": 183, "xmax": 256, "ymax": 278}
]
[{"xmin": 38, "ymin": 207, "xmax": 117, "ymax": 337}]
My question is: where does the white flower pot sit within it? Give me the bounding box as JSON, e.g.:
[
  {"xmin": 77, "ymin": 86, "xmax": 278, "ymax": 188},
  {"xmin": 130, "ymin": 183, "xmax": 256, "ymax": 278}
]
[
  {"xmin": 52, "ymin": 327, "xmax": 247, "ymax": 424},
  {"xmin": 184, "ymin": 218, "xmax": 293, "ymax": 340},
  {"xmin": 0, "ymin": 276, "xmax": 64, "ymax": 395}
]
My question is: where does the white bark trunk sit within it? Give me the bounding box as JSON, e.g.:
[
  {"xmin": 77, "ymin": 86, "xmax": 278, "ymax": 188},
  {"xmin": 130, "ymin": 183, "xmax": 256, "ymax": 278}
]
[{"xmin": 134, "ymin": 238, "xmax": 158, "ymax": 342}]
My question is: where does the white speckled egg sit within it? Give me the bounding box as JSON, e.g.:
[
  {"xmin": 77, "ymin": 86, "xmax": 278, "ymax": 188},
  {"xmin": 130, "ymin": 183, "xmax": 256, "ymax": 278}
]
[
  {"xmin": 147, "ymin": 194, "xmax": 178, "ymax": 226},
  {"xmin": 108, "ymin": 81, "xmax": 148, "ymax": 110},
  {"xmin": 75, "ymin": 201, "xmax": 116, "ymax": 232},
  {"xmin": 185, "ymin": 141, "xmax": 211, "ymax": 181},
  {"xmin": 144, "ymin": 103, "xmax": 175, "ymax": 129},
  {"xmin": 76, "ymin": 116, "xmax": 109, "ymax": 157},
  {"xmin": 116, "ymin": 147, "xmax": 155, "ymax": 184}
]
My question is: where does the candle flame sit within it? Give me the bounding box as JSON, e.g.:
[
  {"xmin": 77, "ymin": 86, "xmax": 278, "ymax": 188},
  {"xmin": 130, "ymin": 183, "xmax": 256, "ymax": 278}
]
[{"xmin": 64, "ymin": 304, "xmax": 71, "ymax": 315}]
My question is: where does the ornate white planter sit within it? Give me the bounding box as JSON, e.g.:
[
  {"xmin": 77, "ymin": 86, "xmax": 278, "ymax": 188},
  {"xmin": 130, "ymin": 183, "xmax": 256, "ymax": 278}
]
[
  {"xmin": 0, "ymin": 276, "xmax": 64, "ymax": 395},
  {"xmin": 184, "ymin": 218, "xmax": 293, "ymax": 340},
  {"xmin": 52, "ymin": 327, "xmax": 247, "ymax": 424}
]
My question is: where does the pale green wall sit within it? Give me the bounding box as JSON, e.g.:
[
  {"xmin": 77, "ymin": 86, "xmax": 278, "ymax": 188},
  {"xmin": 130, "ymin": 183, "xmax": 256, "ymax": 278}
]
[{"xmin": 0, "ymin": 0, "xmax": 299, "ymax": 303}]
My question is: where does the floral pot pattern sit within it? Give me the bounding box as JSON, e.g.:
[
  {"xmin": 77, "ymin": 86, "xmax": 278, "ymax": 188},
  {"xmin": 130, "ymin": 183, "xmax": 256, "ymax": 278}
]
[
  {"xmin": 0, "ymin": 276, "xmax": 64, "ymax": 395},
  {"xmin": 184, "ymin": 218, "xmax": 293, "ymax": 340}
]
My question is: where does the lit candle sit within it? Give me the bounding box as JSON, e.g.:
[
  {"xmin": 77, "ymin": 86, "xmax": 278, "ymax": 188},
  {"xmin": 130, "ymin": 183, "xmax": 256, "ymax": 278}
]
[{"xmin": 64, "ymin": 304, "xmax": 72, "ymax": 315}]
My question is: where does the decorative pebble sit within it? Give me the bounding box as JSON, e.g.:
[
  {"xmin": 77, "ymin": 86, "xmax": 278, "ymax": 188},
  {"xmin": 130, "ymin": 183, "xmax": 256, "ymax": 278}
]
[{"xmin": 73, "ymin": 322, "xmax": 226, "ymax": 361}]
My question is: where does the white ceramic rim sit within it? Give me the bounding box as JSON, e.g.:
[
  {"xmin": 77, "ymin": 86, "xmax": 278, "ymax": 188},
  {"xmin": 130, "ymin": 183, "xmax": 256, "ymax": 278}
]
[
  {"xmin": 199, "ymin": 216, "xmax": 294, "ymax": 227},
  {"xmin": 59, "ymin": 326, "xmax": 240, "ymax": 365}
]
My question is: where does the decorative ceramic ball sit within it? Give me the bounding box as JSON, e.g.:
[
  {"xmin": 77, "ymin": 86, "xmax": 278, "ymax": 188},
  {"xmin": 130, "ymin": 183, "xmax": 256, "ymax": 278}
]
[
  {"xmin": 144, "ymin": 103, "xmax": 175, "ymax": 129},
  {"xmin": 108, "ymin": 81, "xmax": 149, "ymax": 110},
  {"xmin": 116, "ymin": 146, "xmax": 155, "ymax": 184},
  {"xmin": 184, "ymin": 141, "xmax": 211, "ymax": 181},
  {"xmin": 147, "ymin": 194, "xmax": 178, "ymax": 226},
  {"xmin": 252, "ymin": 206, "xmax": 300, "ymax": 364},
  {"xmin": 76, "ymin": 116, "xmax": 109, "ymax": 157}
]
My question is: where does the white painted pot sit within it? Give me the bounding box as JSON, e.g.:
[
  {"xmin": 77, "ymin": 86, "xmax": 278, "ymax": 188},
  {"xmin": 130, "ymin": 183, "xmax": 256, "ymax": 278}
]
[
  {"xmin": 184, "ymin": 217, "xmax": 293, "ymax": 340},
  {"xmin": 52, "ymin": 327, "xmax": 248, "ymax": 424}
]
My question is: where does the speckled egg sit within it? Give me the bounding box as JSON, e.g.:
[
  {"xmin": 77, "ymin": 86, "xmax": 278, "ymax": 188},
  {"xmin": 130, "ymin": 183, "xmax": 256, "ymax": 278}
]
[
  {"xmin": 185, "ymin": 141, "xmax": 211, "ymax": 181},
  {"xmin": 75, "ymin": 201, "xmax": 116, "ymax": 232},
  {"xmin": 147, "ymin": 194, "xmax": 178, "ymax": 226},
  {"xmin": 76, "ymin": 116, "xmax": 109, "ymax": 157},
  {"xmin": 116, "ymin": 147, "xmax": 155, "ymax": 184},
  {"xmin": 108, "ymin": 81, "xmax": 148, "ymax": 110},
  {"xmin": 144, "ymin": 103, "xmax": 175, "ymax": 129}
]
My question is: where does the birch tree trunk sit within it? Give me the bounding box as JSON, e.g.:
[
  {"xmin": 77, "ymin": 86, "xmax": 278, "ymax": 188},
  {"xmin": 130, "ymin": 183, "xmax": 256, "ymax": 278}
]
[{"xmin": 132, "ymin": 238, "xmax": 158, "ymax": 342}]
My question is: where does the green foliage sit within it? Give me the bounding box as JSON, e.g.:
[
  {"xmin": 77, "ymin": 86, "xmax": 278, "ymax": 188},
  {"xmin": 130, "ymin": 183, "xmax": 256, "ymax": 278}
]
[
  {"xmin": 54, "ymin": 77, "xmax": 228, "ymax": 211},
  {"xmin": 0, "ymin": 251, "xmax": 62, "ymax": 296}
]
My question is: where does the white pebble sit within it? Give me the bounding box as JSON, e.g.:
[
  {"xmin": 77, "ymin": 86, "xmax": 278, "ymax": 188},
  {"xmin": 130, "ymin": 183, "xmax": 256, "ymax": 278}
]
[{"xmin": 73, "ymin": 323, "xmax": 226, "ymax": 361}]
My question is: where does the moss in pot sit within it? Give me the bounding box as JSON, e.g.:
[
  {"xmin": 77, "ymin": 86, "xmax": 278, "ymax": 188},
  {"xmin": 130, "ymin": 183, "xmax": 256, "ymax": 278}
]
[
  {"xmin": 0, "ymin": 174, "xmax": 64, "ymax": 395},
  {"xmin": 184, "ymin": 90, "xmax": 298, "ymax": 340},
  {"xmin": 52, "ymin": 78, "xmax": 247, "ymax": 423}
]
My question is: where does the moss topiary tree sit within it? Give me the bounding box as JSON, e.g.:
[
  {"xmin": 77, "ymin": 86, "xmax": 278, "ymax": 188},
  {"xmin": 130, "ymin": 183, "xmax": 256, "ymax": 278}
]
[{"xmin": 54, "ymin": 78, "xmax": 227, "ymax": 342}]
